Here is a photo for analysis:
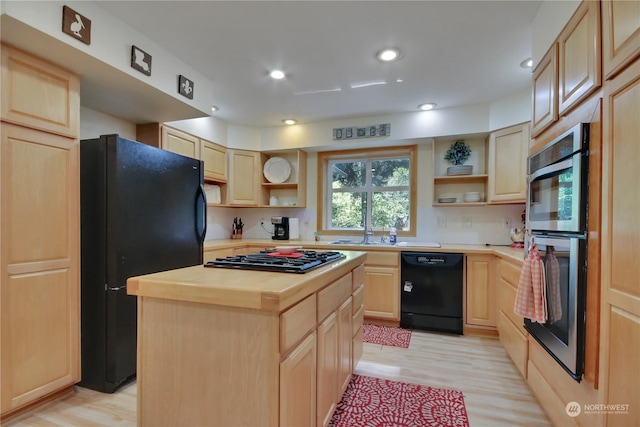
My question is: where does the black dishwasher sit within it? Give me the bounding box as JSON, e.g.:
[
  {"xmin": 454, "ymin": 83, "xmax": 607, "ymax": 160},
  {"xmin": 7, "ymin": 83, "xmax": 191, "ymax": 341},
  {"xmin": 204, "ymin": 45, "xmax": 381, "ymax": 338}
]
[{"xmin": 400, "ymin": 252, "xmax": 464, "ymax": 335}]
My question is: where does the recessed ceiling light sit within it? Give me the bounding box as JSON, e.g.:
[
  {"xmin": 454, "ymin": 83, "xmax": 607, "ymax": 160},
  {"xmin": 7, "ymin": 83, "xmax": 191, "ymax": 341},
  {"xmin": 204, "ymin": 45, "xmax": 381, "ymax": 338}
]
[
  {"xmin": 376, "ymin": 48, "xmax": 402, "ymax": 63},
  {"xmin": 211, "ymin": 105, "xmax": 219, "ymax": 112},
  {"xmin": 283, "ymin": 119, "xmax": 297, "ymax": 125},
  {"xmin": 418, "ymin": 103, "xmax": 437, "ymax": 111},
  {"xmin": 520, "ymin": 57, "xmax": 533, "ymax": 68},
  {"xmin": 270, "ymin": 70, "xmax": 286, "ymax": 80}
]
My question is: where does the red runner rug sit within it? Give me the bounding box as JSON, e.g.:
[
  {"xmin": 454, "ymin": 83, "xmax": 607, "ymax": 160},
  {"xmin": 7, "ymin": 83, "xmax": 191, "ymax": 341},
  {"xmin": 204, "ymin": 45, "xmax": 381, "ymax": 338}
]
[
  {"xmin": 329, "ymin": 374, "xmax": 470, "ymax": 427},
  {"xmin": 362, "ymin": 324, "xmax": 412, "ymax": 348}
]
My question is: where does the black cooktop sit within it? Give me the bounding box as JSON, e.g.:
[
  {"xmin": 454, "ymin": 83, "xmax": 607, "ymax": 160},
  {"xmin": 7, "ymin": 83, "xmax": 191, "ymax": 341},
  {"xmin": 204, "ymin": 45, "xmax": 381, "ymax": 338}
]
[{"xmin": 204, "ymin": 250, "xmax": 345, "ymax": 274}]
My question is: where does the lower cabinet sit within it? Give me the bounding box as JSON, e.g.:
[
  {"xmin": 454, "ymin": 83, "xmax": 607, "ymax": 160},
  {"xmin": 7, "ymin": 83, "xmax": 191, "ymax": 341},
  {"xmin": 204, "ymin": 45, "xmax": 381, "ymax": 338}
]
[
  {"xmin": 338, "ymin": 297, "xmax": 353, "ymax": 395},
  {"xmin": 465, "ymin": 255, "xmax": 497, "ymax": 330},
  {"xmin": 496, "ymin": 259, "xmax": 528, "ymax": 378},
  {"xmin": 363, "ymin": 252, "xmax": 400, "ymax": 321},
  {"xmin": 317, "ymin": 312, "xmax": 339, "ymax": 427},
  {"xmin": 280, "ymin": 332, "xmax": 317, "ymax": 427}
]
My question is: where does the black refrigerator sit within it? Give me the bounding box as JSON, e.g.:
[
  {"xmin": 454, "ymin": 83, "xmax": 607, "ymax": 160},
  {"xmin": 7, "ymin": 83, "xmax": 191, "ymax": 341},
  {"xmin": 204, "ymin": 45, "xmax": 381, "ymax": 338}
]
[{"xmin": 79, "ymin": 134, "xmax": 206, "ymax": 393}]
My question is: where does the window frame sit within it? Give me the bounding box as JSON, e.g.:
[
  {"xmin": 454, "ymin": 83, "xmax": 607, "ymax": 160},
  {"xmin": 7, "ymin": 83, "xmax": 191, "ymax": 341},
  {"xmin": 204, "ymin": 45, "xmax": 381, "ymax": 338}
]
[{"xmin": 317, "ymin": 145, "xmax": 417, "ymax": 237}]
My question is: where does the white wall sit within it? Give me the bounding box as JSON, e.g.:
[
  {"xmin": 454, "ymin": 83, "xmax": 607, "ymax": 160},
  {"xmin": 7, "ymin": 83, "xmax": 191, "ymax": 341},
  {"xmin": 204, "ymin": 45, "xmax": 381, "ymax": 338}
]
[
  {"xmin": 80, "ymin": 107, "xmax": 136, "ymax": 140},
  {"xmin": 531, "ymin": 0, "xmax": 581, "ymax": 66}
]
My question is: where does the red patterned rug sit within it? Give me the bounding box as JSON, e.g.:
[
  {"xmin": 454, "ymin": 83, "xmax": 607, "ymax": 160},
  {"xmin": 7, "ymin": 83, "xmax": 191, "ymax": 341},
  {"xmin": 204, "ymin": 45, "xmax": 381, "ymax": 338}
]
[
  {"xmin": 362, "ymin": 324, "xmax": 412, "ymax": 348},
  {"xmin": 329, "ymin": 375, "xmax": 470, "ymax": 427}
]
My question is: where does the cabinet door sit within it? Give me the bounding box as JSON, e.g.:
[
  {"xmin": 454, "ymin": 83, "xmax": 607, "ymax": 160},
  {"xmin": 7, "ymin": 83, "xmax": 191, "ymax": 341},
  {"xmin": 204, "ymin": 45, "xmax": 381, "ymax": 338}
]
[
  {"xmin": 466, "ymin": 255, "xmax": 496, "ymax": 328},
  {"xmin": 600, "ymin": 57, "xmax": 640, "ymax": 426},
  {"xmin": 161, "ymin": 126, "xmax": 199, "ymax": 159},
  {"xmin": 1, "ymin": 124, "xmax": 80, "ymax": 413},
  {"xmin": 602, "ymin": 0, "xmax": 640, "ymax": 79},
  {"xmin": 558, "ymin": 0, "xmax": 601, "ymax": 115},
  {"xmin": 280, "ymin": 332, "xmax": 317, "ymax": 427},
  {"xmin": 363, "ymin": 266, "xmax": 399, "ymax": 321},
  {"xmin": 201, "ymin": 139, "xmax": 227, "ymax": 182},
  {"xmin": 531, "ymin": 43, "xmax": 559, "ymax": 137},
  {"xmin": 337, "ymin": 297, "xmax": 353, "ymax": 396},
  {"xmin": 316, "ymin": 312, "xmax": 338, "ymax": 427},
  {"xmin": 1, "ymin": 44, "xmax": 79, "ymax": 138},
  {"xmin": 487, "ymin": 123, "xmax": 529, "ymax": 204},
  {"xmin": 228, "ymin": 149, "xmax": 260, "ymax": 206}
]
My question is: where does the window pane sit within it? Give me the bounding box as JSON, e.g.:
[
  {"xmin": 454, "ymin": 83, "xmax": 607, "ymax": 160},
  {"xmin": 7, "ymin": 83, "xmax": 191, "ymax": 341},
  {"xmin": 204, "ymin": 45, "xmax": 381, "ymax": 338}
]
[
  {"xmin": 372, "ymin": 191, "xmax": 410, "ymax": 230},
  {"xmin": 372, "ymin": 158, "xmax": 410, "ymax": 187},
  {"xmin": 332, "ymin": 161, "xmax": 365, "ymax": 188},
  {"xmin": 331, "ymin": 192, "xmax": 365, "ymax": 228}
]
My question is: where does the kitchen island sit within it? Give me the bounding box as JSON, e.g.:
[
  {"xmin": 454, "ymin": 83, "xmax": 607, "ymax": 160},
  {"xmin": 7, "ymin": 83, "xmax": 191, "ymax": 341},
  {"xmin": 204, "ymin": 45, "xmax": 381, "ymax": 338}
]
[{"xmin": 127, "ymin": 250, "xmax": 366, "ymax": 427}]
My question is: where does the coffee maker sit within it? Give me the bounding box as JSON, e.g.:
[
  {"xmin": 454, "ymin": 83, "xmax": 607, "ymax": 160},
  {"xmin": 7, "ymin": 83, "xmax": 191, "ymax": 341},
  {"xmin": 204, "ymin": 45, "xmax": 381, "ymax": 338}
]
[{"xmin": 272, "ymin": 216, "xmax": 290, "ymax": 240}]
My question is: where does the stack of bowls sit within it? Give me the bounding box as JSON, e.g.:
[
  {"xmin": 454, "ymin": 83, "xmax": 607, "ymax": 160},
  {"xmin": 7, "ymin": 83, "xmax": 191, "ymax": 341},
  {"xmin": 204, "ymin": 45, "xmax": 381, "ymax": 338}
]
[{"xmin": 463, "ymin": 191, "xmax": 482, "ymax": 202}]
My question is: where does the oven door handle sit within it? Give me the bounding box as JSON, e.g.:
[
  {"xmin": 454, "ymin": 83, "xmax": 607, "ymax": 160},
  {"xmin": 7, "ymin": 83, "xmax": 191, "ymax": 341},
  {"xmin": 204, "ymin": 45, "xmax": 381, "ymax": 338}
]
[{"xmin": 529, "ymin": 158, "xmax": 573, "ymax": 182}]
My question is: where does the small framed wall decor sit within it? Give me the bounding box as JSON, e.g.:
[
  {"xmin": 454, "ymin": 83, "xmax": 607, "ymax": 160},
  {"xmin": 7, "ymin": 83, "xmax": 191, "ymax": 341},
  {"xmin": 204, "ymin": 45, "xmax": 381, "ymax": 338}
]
[
  {"xmin": 178, "ymin": 75, "xmax": 194, "ymax": 99},
  {"xmin": 62, "ymin": 5, "xmax": 91, "ymax": 45},
  {"xmin": 131, "ymin": 46, "xmax": 152, "ymax": 76}
]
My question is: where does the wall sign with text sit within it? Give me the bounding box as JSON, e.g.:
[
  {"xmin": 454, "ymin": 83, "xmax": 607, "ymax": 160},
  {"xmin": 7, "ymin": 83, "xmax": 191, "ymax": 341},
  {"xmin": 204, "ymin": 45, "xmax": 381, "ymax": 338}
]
[{"xmin": 333, "ymin": 124, "xmax": 390, "ymax": 140}]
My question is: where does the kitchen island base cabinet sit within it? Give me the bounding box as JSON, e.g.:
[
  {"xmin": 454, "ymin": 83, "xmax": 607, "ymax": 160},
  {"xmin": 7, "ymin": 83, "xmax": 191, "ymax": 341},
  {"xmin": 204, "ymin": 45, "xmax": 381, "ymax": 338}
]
[
  {"xmin": 280, "ymin": 332, "xmax": 317, "ymax": 427},
  {"xmin": 130, "ymin": 253, "xmax": 366, "ymax": 427},
  {"xmin": 136, "ymin": 298, "xmax": 280, "ymax": 427}
]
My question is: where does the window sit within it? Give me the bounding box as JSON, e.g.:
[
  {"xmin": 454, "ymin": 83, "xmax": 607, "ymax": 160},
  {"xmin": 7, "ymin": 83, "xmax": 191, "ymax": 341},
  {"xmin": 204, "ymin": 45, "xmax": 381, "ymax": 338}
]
[{"xmin": 318, "ymin": 146, "xmax": 417, "ymax": 236}]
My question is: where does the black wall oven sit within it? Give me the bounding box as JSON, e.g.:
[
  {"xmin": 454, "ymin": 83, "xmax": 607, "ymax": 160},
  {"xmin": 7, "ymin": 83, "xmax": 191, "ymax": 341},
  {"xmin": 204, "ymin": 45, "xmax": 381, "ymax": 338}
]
[{"xmin": 525, "ymin": 122, "xmax": 589, "ymax": 382}]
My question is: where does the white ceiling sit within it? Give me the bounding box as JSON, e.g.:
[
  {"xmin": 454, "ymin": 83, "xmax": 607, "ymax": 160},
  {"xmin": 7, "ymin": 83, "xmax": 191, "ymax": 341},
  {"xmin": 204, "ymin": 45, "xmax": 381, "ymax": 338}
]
[{"xmin": 94, "ymin": 0, "xmax": 542, "ymax": 128}]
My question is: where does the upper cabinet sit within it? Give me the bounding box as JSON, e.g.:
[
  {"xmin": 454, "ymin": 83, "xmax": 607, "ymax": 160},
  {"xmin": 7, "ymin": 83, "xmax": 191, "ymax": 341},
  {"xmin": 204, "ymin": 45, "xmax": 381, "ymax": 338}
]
[
  {"xmin": 136, "ymin": 123, "xmax": 227, "ymax": 184},
  {"xmin": 531, "ymin": 43, "xmax": 558, "ymax": 137},
  {"xmin": 228, "ymin": 149, "xmax": 261, "ymax": 206},
  {"xmin": 1, "ymin": 44, "xmax": 79, "ymax": 138},
  {"xmin": 260, "ymin": 150, "xmax": 307, "ymax": 208},
  {"xmin": 602, "ymin": 0, "xmax": 640, "ymax": 79},
  {"xmin": 557, "ymin": 0, "xmax": 601, "ymax": 116},
  {"xmin": 487, "ymin": 123, "xmax": 529, "ymax": 204},
  {"xmin": 532, "ymin": 1, "xmax": 601, "ymax": 138},
  {"xmin": 432, "ymin": 137, "xmax": 488, "ymax": 206}
]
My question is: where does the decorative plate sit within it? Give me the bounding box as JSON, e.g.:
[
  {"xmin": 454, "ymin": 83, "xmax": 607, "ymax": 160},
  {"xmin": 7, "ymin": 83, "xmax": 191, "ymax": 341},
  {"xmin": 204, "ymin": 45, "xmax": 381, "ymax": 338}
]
[{"xmin": 263, "ymin": 157, "xmax": 291, "ymax": 183}]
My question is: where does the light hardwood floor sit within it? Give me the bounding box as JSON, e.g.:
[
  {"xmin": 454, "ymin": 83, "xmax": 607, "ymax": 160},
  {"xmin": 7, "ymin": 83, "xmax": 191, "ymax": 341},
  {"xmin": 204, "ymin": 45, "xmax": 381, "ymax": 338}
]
[{"xmin": 5, "ymin": 330, "xmax": 550, "ymax": 427}]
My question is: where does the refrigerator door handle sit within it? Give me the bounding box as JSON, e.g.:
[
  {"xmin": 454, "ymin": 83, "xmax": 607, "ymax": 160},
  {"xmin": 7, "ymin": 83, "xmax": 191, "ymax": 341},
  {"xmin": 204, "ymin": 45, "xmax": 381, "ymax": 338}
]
[{"xmin": 196, "ymin": 184, "xmax": 207, "ymax": 243}]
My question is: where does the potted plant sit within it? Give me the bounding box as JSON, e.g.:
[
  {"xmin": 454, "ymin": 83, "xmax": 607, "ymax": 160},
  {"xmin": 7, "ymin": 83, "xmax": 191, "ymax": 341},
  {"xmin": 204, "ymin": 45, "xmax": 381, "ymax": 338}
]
[{"xmin": 444, "ymin": 140, "xmax": 473, "ymax": 175}]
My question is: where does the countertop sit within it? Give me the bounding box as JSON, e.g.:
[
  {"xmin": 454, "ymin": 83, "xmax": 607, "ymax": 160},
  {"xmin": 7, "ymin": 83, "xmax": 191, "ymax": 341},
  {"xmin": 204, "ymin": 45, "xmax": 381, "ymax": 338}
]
[
  {"xmin": 203, "ymin": 239, "xmax": 525, "ymax": 265},
  {"xmin": 127, "ymin": 250, "xmax": 367, "ymax": 313}
]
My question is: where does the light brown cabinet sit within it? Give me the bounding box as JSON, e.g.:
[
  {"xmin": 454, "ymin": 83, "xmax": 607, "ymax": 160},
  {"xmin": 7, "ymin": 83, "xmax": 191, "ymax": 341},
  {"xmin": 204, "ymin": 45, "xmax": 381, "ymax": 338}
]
[
  {"xmin": 1, "ymin": 44, "xmax": 80, "ymax": 417},
  {"xmin": 260, "ymin": 150, "xmax": 308, "ymax": 208},
  {"xmin": 602, "ymin": 0, "xmax": 640, "ymax": 80},
  {"xmin": 228, "ymin": 149, "xmax": 261, "ymax": 206},
  {"xmin": 137, "ymin": 123, "xmax": 228, "ymax": 186},
  {"xmin": 532, "ymin": 43, "xmax": 559, "ymax": 137},
  {"xmin": 337, "ymin": 297, "xmax": 353, "ymax": 395},
  {"xmin": 496, "ymin": 259, "xmax": 528, "ymax": 378},
  {"xmin": 600, "ymin": 56, "xmax": 640, "ymax": 426},
  {"xmin": 487, "ymin": 123, "xmax": 529, "ymax": 204},
  {"xmin": 0, "ymin": 44, "xmax": 79, "ymax": 138},
  {"xmin": 557, "ymin": 0, "xmax": 601, "ymax": 116},
  {"xmin": 363, "ymin": 252, "xmax": 400, "ymax": 321},
  {"xmin": 532, "ymin": 2, "xmax": 601, "ymax": 137},
  {"xmin": 280, "ymin": 332, "xmax": 317, "ymax": 427},
  {"xmin": 432, "ymin": 137, "xmax": 488, "ymax": 206},
  {"xmin": 465, "ymin": 255, "xmax": 497, "ymax": 330},
  {"xmin": 316, "ymin": 311, "xmax": 339, "ymax": 427}
]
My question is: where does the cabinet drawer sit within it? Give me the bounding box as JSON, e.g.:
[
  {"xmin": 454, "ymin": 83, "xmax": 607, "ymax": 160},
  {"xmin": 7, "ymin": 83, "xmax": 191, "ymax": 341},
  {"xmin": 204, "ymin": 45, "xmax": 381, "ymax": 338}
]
[
  {"xmin": 352, "ymin": 264, "xmax": 365, "ymax": 291},
  {"xmin": 352, "ymin": 305, "xmax": 364, "ymax": 337},
  {"xmin": 280, "ymin": 294, "xmax": 317, "ymax": 354},
  {"xmin": 498, "ymin": 277, "xmax": 526, "ymax": 335},
  {"xmin": 352, "ymin": 284, "xmax": 364, "ymax": 314},
  {"xmin": 498, "ymin": 311, "xmax": 528, "ymax": 378},
  {"xmin": 498, "ymin": 260, "xmax": 521, "ymax": 287},
  {"xmin": 317, "ymin": 273, "xmax": 352, "ymax": 322},
  {"xmin": 364, "ymin": 251, "xmax": 398, "ymax": 267}
]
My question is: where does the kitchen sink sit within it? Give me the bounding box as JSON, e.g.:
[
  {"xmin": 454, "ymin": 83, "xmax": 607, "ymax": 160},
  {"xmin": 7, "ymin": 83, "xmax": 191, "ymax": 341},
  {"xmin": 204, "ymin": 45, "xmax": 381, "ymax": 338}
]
[{"xmin": 329, "ymin": 239, "xmax": 395, "ymax": 246}]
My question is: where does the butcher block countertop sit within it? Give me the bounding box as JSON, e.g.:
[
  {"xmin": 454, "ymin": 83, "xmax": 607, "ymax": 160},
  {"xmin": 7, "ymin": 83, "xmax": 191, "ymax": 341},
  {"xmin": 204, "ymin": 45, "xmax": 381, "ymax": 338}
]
[
  {"xmin": 127, "ymin": 250, "xmax": 366, "ymax": 312},
  {"xmin": 203, "ymin": 239, "xmax": 525, "ymax": 265}
]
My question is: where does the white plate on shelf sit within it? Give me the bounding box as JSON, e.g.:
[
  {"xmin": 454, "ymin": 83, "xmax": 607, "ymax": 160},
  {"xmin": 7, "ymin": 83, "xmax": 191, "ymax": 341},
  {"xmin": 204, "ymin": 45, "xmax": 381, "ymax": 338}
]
[
  {"xmin": 438, "ymin": 197, "xmax": 457, "ymax": 203},
  {"xmin": 263, "ymin": 157, "xmax": 291, "ymax": 183}
]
